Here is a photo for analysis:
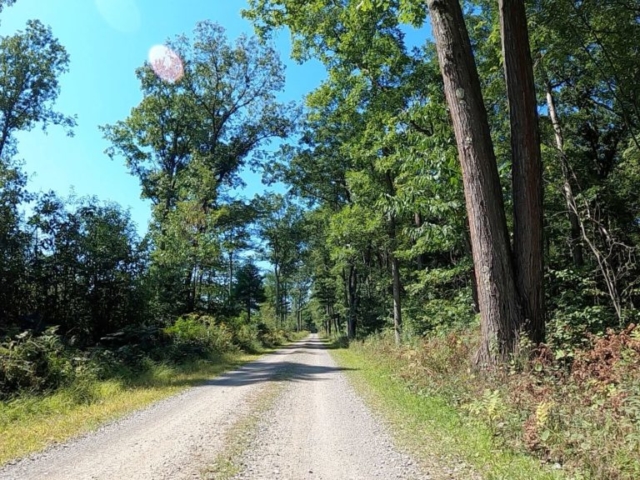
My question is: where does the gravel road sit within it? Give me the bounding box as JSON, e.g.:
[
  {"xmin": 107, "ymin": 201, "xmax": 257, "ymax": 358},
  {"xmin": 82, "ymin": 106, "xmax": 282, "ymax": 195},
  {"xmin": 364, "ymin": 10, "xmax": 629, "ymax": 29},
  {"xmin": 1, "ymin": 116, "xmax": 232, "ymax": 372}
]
[
  {"xmin": 232, "ymin": 335, "xmax": 426, "ymax": 480},
  {"xmin": 0, "ymin": 334, "xmax": 434, "ymax": 480}
]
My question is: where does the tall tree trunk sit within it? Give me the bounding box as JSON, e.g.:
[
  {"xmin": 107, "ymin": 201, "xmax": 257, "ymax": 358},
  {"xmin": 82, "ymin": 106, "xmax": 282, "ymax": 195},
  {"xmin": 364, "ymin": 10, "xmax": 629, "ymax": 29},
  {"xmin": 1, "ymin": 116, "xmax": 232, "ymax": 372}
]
[
  {"xmin": 499, "ymin": 0, "xmax": 545, "ymax": 344},
  {"xmin": 463, "ymin": 228, "xmax": 480, "ymax": 313},
  {"xmin": 391, "ymin": 253, "xmax": 402, "ymax": 345},
  {"xmin": 281, "ymin": 281, "xmax": 287, "ymax": 326},
  {"xmin": 325, "ymin": 304, "xmax": 332, "ymax": 336},
  {"xmin": 427, "ymin": 0, "xmax": 523, "ymax": 364},
  {"xmin": 414, "ymin": 212, "xmax": 428, "ymax": 269},
  {"xmin": 228, "ymin": 250, "xmax": 234, "ymax": 307},
  {"xmin": 385, "ymin": 170, "xmax": 402, "ymax": 345},
  {"xmin": 332, "ymin": 305, "xmax": 339, "ymax": 336},
  {"xmin": 543, "ymin": 75, "xmax": 623, "ymax": 321},
  {"xmin": 543, "ymin": 76, "xmax": 584, "ymax": 267},
  {"xmin": 346, "ymin": 264, "xmax": 358, "ymax": 339},
  {"xmin": 274, "ymin": 266, "xmax": 280, "ymax": 328}
]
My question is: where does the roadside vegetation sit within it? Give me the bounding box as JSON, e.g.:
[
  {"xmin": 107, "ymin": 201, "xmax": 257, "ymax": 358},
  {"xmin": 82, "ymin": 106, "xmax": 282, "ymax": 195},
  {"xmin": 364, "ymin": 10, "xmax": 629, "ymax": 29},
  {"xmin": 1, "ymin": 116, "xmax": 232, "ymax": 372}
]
[
  {"xmin": 0, "ymin": 318, "xmax": 306, "ymax": 465},
  {"xmin": 1, "ymin": 5, "xmax": 310, "ymax": 463},
  {"xmin": 3, "ymin": 0, "xmax": 640, "ymax": 477},
  {"xmin": 332, "ymin": 328, "xmax": 640, "ymax": 480}
]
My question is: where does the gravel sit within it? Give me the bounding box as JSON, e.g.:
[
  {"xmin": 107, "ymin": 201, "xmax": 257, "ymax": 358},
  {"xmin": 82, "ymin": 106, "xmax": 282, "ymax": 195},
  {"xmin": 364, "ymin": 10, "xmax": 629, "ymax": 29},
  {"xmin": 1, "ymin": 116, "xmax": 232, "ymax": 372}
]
[
  {"xmin": 0, "ymin": 334, "xmax": 456, "ymax": 480},
  {"xmin": 232, "ymin": 334, "xmax": 429, "ymax": 480},
  {"xmin": 0, "ymin": 346, "xmax": 303, "ymax": 480}
]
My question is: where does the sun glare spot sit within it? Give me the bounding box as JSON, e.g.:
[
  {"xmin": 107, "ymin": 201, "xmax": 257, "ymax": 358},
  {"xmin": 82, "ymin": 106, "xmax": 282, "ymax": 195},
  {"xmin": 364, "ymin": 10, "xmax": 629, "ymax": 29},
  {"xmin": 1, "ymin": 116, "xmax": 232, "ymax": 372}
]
[{"xmin": 148, "ymin": 45, "xmax": 184, "ymax": 84}]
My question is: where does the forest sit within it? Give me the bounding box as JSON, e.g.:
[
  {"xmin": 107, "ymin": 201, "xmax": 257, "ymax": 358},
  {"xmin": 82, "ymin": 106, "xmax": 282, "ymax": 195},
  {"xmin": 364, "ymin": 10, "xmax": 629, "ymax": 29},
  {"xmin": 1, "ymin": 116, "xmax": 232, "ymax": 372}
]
[{"xmin": 2, "ymin": 0, "xmax": 640, "ymax": 478}]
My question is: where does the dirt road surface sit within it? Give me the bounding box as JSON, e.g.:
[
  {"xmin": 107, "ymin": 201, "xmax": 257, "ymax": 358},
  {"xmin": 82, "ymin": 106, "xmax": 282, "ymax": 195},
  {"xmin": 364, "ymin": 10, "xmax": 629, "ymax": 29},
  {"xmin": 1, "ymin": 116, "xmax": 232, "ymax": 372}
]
[{"xmin": 0, "ymin": 335, "xmax": 431, "ymax": 480}]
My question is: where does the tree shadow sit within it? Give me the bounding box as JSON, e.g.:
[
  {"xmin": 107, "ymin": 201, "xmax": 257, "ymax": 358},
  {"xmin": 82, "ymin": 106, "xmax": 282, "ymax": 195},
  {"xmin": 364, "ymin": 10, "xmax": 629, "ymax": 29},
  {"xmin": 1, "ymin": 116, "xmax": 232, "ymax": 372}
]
[
  {"xmin": 195, "ymin": 360, "xmax": 357, "ymax": 388},
  {"xmin": 271, "ymin": 337, "xmax": 346, "ymax": 352},
  {"xmin": 179, "ymin": 337, "xmax": 355, "ymax": 388},
  {"xmin": 126, "ymin": 336, "xmax": 356, "ymax": 390}
]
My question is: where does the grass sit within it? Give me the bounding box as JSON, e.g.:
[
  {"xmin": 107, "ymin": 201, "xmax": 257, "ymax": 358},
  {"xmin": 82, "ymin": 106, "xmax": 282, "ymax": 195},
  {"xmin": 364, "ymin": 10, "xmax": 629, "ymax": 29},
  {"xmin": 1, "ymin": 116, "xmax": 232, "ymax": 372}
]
[
  {"xmin": 330, "ymin": 341, "xmax": 565, "ymax": 480},
  {"xmin": 0, "ymin": 352, "xmax": 260, "ymax": 466},
  {"xmin": 0, "ymin": 329, "xmax": 311, "ymax": 467}
]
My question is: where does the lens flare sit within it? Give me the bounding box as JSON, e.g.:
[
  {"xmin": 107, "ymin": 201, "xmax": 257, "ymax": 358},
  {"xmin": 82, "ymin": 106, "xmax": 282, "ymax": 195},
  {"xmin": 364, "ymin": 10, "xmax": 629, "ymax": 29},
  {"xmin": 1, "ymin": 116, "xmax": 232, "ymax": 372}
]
[{"xmin": 148, "ymin": 45, "xmax": 184, "ymax": 83}]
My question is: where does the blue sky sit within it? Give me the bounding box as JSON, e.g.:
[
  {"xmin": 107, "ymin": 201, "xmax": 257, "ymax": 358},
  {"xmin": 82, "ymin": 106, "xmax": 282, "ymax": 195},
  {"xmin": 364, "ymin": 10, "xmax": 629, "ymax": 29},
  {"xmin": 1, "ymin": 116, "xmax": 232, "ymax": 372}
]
[
  {"xmin": 2, "ymin": 1, "xmax": 429, "ymax": 235},
  {"xmin": 1, "ymin": 0, "xmax": 327, "ymax": 233}
]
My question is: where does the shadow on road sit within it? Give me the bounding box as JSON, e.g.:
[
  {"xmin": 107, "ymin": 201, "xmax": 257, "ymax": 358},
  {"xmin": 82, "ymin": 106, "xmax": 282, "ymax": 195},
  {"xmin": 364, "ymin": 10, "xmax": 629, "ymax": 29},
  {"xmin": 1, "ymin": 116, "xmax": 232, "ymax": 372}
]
[
  {"xmin": 270, "ymin": 337, "xmax": 345, "ymax": 352},
  {"xmin": 191, "ymin": 337, "xmax": 357, "ymax": 388}
]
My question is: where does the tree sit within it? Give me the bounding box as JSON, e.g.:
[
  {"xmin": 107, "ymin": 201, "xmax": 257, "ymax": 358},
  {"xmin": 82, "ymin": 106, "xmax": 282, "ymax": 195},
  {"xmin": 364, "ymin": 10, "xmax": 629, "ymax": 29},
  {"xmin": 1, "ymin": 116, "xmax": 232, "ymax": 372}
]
[
  {"xmin": 0, "ymin": 0, "xmax": 16, "ymax": 22},
  {"xmin": 499, "ymin": 0, "xmax": 545, "ymax": 343},
  {"xmin": 0, "ymin": 20, "xmax": 75, "ymax": 162},
  {"xmin": 232, "ymin": 260, "xmax": 266, "ymax": 323},
  {"xmin": 255, "ymin": 194, "xmax": 305, "ymax": 327},
  {"xmin": 0, "ymin": 159, "xmax": 30, "ymax": 329},
  {"xmin": 0, "ymin": 14, "xmax": 74, "ymax": 331},
  {"xmin": 246, "ymin": 0, "xmax": 443, "ymax": 342},
  {"xmin": 103, "ymin": 21, "xmax": 296, "ymax": 316},
  {"xmin": 426, "ymin": 0, "xmax": 522, "ymax": 364},
  {"xmin": 28, "ymin": 194, "xmax": 146, "ymax": 344}
]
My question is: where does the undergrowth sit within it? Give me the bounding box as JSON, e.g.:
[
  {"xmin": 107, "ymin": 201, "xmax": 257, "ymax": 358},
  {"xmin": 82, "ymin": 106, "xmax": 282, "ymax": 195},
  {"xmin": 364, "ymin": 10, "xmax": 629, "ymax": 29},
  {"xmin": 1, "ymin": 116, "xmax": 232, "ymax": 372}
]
[
  {"xmin": 336, "ymin": 326, "xmax": 640, "ymax": 479},
  {"xmin": 0, "ymin": 317, "xmax": 308, "ymax": 465}
]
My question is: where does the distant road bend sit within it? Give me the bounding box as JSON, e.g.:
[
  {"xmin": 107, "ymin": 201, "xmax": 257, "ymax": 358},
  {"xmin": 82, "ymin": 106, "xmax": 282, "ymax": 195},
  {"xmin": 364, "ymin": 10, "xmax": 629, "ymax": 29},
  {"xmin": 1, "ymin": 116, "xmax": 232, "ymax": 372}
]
[{"xmin": 0, "ymin": 334, "xmax": 427, "ymax": 480}]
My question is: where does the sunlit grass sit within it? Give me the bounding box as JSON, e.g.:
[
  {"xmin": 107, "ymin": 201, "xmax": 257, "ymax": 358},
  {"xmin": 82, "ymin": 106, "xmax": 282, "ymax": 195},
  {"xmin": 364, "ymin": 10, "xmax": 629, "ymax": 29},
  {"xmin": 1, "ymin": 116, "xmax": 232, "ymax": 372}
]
[
  {"xmin": 0, "ymin": 353, "xmax": 258, "ymax": 466},
  {"xmin": 331, "ymin": 344, "xmax": 564, "ymax": 480}
]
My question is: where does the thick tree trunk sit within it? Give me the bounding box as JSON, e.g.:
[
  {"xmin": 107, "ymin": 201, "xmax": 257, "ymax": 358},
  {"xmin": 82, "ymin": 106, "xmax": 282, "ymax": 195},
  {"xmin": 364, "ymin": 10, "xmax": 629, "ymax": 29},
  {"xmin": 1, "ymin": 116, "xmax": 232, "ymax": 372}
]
[
  {"xmin": 463, "ymin": 229, "xmax": 480, "ymax": 313},
  {"xmin": 499, "ymin": 0, "xmax": 545, "ymax": 344},
  {"xmin": 427, "ymin": 0, "xmax": 523, "ymax": 364}
]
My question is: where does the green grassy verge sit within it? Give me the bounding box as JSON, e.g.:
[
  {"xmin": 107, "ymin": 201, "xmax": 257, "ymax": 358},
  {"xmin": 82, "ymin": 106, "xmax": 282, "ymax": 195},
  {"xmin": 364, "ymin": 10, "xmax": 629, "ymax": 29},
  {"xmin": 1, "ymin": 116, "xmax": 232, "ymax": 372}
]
[
  {"xmin": 330, "ymin": 344, "xmax": 565, "ymax": 480},
  {"xmin": 0, "ymin": 352, "xmax": 261, "ymax": 466},
  {"xmin": 0, "ymin": 331, "xmax": 310, "ymax": 467}
]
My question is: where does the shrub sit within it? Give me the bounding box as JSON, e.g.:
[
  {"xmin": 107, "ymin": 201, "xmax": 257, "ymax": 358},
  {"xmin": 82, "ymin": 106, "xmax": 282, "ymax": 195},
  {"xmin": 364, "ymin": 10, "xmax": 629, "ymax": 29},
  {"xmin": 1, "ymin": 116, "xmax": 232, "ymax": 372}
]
[
  {"xmin": 352, "ymin": 326, "xmax": 640, "ymax": 479},
  {"xmin": 0, "ymin": 328, "xmax": 93, "ymax": 399},
  {"xmin": 163, "ymin": 314, "xmax": 235, "ymax": 359}
]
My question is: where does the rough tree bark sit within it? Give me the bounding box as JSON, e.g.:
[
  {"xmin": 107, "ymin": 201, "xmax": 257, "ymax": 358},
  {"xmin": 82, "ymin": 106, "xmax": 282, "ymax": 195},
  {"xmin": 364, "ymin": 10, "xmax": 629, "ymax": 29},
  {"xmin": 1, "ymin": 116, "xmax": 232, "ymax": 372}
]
[
  {"xmin": 499, "ymin": 0, "xmax": 546, "ymax": 344},
  {"xmin": 427, "ymin": 0, "xmax": 523, "ymax": 364}
]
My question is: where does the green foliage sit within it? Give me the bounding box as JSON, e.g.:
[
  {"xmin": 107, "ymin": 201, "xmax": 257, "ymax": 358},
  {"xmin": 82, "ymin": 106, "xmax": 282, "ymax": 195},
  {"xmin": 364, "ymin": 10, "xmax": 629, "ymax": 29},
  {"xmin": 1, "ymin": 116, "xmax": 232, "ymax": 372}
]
[
  {"xmin": 332, "ymin": 334, "xmax": 561, "ymax": 480},
  {"xmin": 0, "ymin": 19, "xmax": 75, "ymax": 162},
  {"xmin": 4, "ymin": 3, "xmax": 640, "ymax": 473},
  {"xmin": 102, "ymin": 21, "xmax": 295, "ymax": 318},
  {"xmin": 0, "ymin": 328, "xmax": 94, "ymax": 399},
  {"xmin": 164, "ymin": 315, "xmax": 235, "ymax": 357},
  {"xmin": 343, "ymin": 326, "xmax": 640, "ymax": 478}
]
